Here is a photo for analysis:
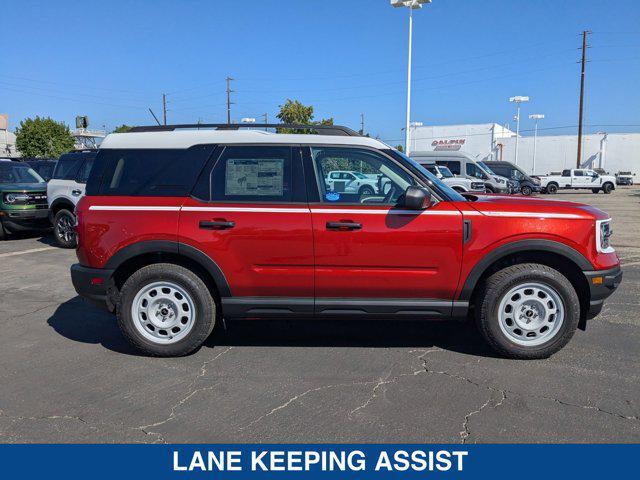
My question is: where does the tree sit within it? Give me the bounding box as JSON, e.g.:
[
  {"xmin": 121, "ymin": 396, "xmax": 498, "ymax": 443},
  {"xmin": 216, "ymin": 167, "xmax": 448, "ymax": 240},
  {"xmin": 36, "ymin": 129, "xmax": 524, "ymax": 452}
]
[
  {"xmin": 15, "ymin": 117, "xmax": 74, "ymax": 158},
  {"xmin": 113, "ymin": 124, "xmax": 132, "ymax": 133},
  {"xmin": 276, "ymin": 99, "xmax": 333, "ymax": 133},
  {"xmin": 396, "ymin": 145, "xmax": 404, "ymax": 153}
]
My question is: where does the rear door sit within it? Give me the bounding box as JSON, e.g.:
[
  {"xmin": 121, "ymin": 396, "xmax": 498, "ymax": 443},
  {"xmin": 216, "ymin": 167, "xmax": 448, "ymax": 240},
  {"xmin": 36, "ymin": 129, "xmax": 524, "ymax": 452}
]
[
  {"xmin": 179, "ymin": 145, "xmax": 314, "ymax": 317},
  {"xmin": 572, "ymin": 169, "xmax": 588, "ymax": 187},
  {"xmin": 305, "ymin": 146, "xmax": 463, "ymax": 317}
]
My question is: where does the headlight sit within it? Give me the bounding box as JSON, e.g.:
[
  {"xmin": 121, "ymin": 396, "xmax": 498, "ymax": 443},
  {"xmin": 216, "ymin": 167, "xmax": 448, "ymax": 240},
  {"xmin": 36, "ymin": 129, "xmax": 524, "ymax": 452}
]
[
  {"xmin": 496, "ymin": 177, "xmax": 506, "ymax": 184},
  {"xmin": 596, "ymin": 219, "xmax": 614, "ymax": 253},
  {"xmin": 3, "ymin": 193, "xmax": 30, "ymax": 204}
]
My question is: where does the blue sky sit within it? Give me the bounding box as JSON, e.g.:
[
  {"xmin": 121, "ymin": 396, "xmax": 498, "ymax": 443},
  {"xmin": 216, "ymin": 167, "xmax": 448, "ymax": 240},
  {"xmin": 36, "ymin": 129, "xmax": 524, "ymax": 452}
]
[{"xmin": 2, "ymin": 0, "xmax": 639, "ymax": 143}]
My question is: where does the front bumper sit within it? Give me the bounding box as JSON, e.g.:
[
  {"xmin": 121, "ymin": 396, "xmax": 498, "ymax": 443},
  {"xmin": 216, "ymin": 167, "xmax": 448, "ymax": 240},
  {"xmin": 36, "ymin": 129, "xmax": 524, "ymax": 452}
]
[
  {"xmin": 71, "ymin": 263, "xmax": 114, "ymax": 310},
  {"xmin": 583, "ymin": 265, "xmax": 622, "ymax": 319},
  {"xmin": 0, "ymin": 208, "xmax": 51, "ymax": 232}
]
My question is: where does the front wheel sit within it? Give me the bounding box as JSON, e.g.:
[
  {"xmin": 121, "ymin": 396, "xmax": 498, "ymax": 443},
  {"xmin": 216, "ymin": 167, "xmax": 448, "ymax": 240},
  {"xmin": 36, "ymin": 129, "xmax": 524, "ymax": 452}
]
[
  {"xmin": 602, "ymin": 182, "xmax": 614, "ymax": 194},
  {"xmin": 117, "ymin": 263, "xmax": 216, "ymax": 357},
  {"xmin": 53, "ymin": 209, "xmax": 77, "ymax": 248},
  {"xmin": 476, "ymin": 263, "xmax": 580, "ymax": 359},
  {"xmin": 359, "ymin": 185, "xmax": 375, "ymax": 196},
  {"xmin": 546, "ymin": 183, "xmax": 558, "ymax": 194}
]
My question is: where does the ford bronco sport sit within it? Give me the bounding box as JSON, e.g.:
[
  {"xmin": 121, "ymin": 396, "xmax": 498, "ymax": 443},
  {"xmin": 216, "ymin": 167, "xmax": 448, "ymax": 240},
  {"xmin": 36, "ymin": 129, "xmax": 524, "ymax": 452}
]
[{"xmin": 70, "ymin": 123, "xmax": 622, "ymax": 359}]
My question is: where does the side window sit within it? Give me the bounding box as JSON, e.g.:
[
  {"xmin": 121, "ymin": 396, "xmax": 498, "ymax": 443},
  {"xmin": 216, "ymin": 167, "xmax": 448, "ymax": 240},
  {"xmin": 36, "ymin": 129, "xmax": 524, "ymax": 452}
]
[
  {"xmin": 439, "ymin": 160, "xmax": 460, "ymax": 175},
  {"xmin": 562, "ymin": 170, "xmax": 571, "ymax": 177},
  {"xmin": 311, "ymin": 147, "xmax": 416, "ymax": 205},
  {"xmin": 53, "ymin": 154, "xmax": 83, "ymax": 180},
  {"xmin": 574, "ymin": 170, "xmax": 584, "ymax": 177},
  {"xmin": 491, "ymin": 165, "xmax": 509, "ymax": 177},
  {"xmin": 207, "ymin": 146, "xmax": 295, "ymax": 203},
  {"xmin": 76, "ymin": 156, "xmax": 95, "ymax": 184},
  {"xmin": 98, "ymin": 147, "xmax": 211, "ymax": 196},
  {"xmin": 466, "ymin": 162, "xmax": 485, "ymax": 179}
]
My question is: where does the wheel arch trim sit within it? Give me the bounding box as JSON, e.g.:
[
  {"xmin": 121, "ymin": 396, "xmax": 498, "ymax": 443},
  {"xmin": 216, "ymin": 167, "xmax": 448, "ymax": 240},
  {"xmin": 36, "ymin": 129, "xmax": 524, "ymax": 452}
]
[{"xmin": 459, "ymin": 239, "xmax": 593, "ymax": 301}]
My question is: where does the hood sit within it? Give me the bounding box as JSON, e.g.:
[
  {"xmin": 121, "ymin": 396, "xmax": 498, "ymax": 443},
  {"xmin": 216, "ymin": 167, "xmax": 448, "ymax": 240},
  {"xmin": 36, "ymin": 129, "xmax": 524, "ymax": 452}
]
[
  {"xmin": 466, "ymin": 194, "xmax": 609, "ymax": 220},
  {"xmin": 0, "ymin": 183, "xmax": 47, "ymax": 191}
]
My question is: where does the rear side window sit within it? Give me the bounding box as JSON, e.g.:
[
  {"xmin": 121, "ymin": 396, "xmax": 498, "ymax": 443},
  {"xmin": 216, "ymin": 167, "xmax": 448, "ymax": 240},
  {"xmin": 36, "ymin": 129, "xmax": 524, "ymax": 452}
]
[
  {"xmin": 53, "ymin": 154, "xmax": 83, "ymax": 180},
  {"xmin": 91, "ymin": 146, "xmax": 212, "ymax": 196},
  {"xmin": 76, "ymin": 156, "xmax": 95, "ymax": 184},
  {"xmin": 437, "ymin": 160, "xmax": 460, "ymax": 175}
]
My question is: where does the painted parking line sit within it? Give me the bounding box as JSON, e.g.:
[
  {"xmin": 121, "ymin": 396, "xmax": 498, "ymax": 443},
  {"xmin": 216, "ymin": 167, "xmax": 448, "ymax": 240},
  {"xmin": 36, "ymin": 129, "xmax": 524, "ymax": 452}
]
[{"xmin": 0, "ymin": 247, "xmax": 57, "ymax": 258}]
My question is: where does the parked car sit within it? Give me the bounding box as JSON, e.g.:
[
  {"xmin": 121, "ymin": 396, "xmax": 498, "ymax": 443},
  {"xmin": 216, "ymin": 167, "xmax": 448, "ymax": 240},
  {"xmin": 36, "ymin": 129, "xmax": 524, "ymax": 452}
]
[
  {"xmin": 0, "ymin": 162, "xmax": 50, "ymax": 240},
  {"xmin": 484, "ymin": 160, "xmax": 542, "ymax": 196},
  {"xmin": 47, "ymin": 150, "xmax": 96, "ymax": 248},
  {"xmin": 325, "ymin": 170, "xmax": 389, "ymax": 196},
  {"xmin": 416, "ymin": 160, "xmax": 486, "ymax": 193},
  {"xmin": 615, "ymin": 171, "xmax": 634, "ymax": 186},
  {"xmin": 71, "ymin": 123, "xmax": 621, "ymax": 359},
  {"xmin": 25, "ymin": 158, "xmax": 57, "ymax": 182},
  {"xmin": 539, "ymin": 169, "xmax": 616, "ymax": 194},
  {"xmin": 411, "ymin": 151, "xmax": 513, "ymax": 194}
]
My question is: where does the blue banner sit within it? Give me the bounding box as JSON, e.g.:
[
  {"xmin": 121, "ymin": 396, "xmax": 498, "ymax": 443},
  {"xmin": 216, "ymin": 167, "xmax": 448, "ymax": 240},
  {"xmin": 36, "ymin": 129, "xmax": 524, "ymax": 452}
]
[{"xmin": 0, "ymin": 444, "xmax": 636, "ymax": 479}]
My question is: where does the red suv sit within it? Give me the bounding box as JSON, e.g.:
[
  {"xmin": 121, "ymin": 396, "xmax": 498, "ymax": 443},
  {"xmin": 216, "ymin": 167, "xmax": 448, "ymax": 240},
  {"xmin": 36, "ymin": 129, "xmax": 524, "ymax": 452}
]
[{"xmin": 71, "ymin": 124, "xmax": 622, "ymax": 359}]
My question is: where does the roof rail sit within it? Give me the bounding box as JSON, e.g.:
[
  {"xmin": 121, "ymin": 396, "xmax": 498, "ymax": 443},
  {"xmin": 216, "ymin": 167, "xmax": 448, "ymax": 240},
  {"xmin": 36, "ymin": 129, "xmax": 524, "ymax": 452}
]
[{"xmin": 127, "ymin": 123, "xmax": 361, "ymax": 137}]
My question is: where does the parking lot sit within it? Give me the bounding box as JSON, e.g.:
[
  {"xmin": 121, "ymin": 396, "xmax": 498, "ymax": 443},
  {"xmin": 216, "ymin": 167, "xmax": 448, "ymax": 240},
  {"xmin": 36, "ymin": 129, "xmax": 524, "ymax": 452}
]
[{"xmin": 0, "ymin": 188, "xmax": 638, "ymax": 444}]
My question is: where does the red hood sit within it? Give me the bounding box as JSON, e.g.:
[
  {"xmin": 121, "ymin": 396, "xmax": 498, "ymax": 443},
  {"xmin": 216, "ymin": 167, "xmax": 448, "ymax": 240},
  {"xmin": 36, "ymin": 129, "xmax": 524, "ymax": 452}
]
[{"xmin": 465, "ymin": 194, "xmax": 610, "ymax": 220}]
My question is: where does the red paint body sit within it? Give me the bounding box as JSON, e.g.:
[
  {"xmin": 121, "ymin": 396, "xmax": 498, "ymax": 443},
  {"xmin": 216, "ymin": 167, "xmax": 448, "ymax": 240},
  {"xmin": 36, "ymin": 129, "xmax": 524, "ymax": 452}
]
[{"xmin": 76, "ymin": 192, "xmax": 619, "ymax": 301}]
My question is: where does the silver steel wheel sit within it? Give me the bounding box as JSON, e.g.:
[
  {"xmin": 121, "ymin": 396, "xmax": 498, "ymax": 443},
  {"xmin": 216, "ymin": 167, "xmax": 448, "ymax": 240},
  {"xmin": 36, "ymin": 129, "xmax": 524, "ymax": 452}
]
[
  {"xmin": 56, "ymin": 212, "xmax": 75, "ymax": 243},
  {"xmin": 497, "ymin": 282, "xmax": 564, "ymax": 347},
  {"xmin": 131, "ymin": 281, "xmax": 196, "ymax": 344}
]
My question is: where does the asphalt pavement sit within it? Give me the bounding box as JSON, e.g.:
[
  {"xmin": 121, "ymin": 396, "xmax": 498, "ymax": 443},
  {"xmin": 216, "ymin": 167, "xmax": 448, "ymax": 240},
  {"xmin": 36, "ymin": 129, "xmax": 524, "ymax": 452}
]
[{"xmin": 0, "ymin": 188, "xmax": 638, "ymax": 443}]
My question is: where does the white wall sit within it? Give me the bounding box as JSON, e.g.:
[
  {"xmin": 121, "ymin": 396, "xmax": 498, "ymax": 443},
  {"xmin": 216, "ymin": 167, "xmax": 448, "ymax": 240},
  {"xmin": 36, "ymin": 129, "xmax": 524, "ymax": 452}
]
[{"xmin": 410, "ymin": 123, "xmax": 506, "ymax": 161}]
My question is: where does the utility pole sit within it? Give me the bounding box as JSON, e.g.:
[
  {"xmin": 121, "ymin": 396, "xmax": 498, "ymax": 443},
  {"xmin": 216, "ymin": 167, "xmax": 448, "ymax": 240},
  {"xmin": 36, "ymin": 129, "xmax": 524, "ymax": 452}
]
[
  {"xmin": 226, "ymin": 76, "xmax": 234, "ymax": 125},
  {"xmin": 162, "ymin": 93, "xmax": 167, "ymax": 126},
  {"xmin": 360, "ymin": 113, "xmax": 365, "ymax": 135},
  {"xmin": 576, "ymin": 30, "xmax": 591, "ymax": 168}
]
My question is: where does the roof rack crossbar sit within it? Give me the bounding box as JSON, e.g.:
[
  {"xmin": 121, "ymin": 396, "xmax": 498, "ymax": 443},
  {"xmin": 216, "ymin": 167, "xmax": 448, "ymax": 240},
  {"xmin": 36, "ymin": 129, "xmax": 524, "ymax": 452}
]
[{"xmin": 127, "ymin": 123, "xmax": 361, "ymax": 136}]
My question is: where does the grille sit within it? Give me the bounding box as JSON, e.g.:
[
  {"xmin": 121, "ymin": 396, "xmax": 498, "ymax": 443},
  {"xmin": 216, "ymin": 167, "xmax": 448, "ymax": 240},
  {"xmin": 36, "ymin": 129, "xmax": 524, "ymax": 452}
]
[{"xmin": 25, "ymin": 192, "xmax": 48, "ymax": 206}]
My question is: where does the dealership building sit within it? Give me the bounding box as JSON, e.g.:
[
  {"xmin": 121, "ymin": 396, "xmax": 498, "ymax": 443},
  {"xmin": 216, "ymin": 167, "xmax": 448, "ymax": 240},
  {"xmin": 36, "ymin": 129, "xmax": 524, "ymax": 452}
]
[{"xmin": 409, "ymin": 123, "xmax": 639, "ymax": 177}]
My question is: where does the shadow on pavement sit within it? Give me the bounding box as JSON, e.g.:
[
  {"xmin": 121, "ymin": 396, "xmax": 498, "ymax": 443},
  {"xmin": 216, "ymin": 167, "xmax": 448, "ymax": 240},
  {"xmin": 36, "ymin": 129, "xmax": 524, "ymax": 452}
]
[{"xmin": 47, "ymin": 296, "xmax": 498, "ymax": 358}]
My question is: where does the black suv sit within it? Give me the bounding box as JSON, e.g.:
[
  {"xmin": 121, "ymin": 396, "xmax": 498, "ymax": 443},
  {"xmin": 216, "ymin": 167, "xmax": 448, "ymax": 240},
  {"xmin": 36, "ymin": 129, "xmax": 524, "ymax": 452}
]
[{"xmin": 484, "ymin": 161, "xmax": 541, "ymax": 196}]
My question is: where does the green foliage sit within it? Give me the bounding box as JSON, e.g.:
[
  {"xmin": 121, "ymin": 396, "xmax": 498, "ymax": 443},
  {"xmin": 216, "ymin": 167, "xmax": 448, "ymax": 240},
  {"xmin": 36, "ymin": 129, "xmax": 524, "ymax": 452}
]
[
  {"xmin": 396, "ymin": 145, "xmax": 404, "ymax": 153},
  {"xmin": 113, "ymin": 124, "xmax": 132, "ymax": 133},
  {"xmin": 15, "ymin": 116, "xmax": 75, "ymax": 158},
  {"xmin": 276, "ymin": 99, "xmax": 334, "ymax": 134}
]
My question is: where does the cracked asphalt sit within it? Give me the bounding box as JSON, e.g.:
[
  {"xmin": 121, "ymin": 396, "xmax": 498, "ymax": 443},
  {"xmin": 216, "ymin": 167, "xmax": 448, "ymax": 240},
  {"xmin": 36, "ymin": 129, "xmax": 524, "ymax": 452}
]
[{"xmin": 1, "ymin": 188, "xmax": 638, "ymax": 443}]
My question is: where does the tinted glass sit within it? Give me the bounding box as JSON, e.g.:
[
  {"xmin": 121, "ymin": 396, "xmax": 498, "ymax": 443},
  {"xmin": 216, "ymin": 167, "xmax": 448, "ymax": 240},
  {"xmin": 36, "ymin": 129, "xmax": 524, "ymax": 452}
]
[
  {"xmin": 28, "ymin": 162, "xmax": 56, "ymax": 181},
  {"xmin": 53, "ymin": 154, "xmax": 84, "ymax": 180},
  {"xmin": 0, "ymin": 163, "xmax": 44, "ymax": 184},
  {"xmin": 562, "ymin": 170, "xmax": 571, "ymax": 177},
  {"xmin": 574, "ymin": 170, "xmax": 584, "ymax": 177},
  {"xmin": 466, "ymin": 163, "xmax": 486, "ymax": 179},
  {"xmin": 76, "ymin": 157, "xmax": 95, "ymax": 184},
  {"xmin": 96, "ymin": 147, "xmax": 211, "ymax": 196},
  {"xmin": 311, "ymin": 147, "xmax": 416, "ymax": 205},
  {"xmin": 437, "ymin": 160, "xmax": 460, "ymax": 175},
  {"xmin": 491, "ymin": 165, "xmax": 510, "ymax": 177},
  {"xmin": 204, "ymin": 146, "xmax": 296, "ymax": 202}
]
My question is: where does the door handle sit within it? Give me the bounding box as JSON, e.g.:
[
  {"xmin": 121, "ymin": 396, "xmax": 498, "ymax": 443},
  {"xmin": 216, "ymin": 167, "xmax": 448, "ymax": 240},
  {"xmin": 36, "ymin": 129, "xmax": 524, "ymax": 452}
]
[
  {"xmin": 199, "ymin": 220, "xmax": 235, "ymax": 230},
  {"xmin": 326, "ymin": 221, "xmax": 362, "ymax": 231},
  {"xmin": 71, "ymin": 189, "xmax": 82, "ymax": 196}
]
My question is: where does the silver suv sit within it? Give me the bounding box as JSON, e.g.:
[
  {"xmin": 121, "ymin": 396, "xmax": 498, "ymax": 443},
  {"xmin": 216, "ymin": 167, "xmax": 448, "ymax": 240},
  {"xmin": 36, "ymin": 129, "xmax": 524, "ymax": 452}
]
[
  {"xmin": 47, "ymin": 150, "xmax": 96, "ymax": 248},
  {"xmin": 411, "ymin": 151, "xmax": 513, "ymax": 193}
]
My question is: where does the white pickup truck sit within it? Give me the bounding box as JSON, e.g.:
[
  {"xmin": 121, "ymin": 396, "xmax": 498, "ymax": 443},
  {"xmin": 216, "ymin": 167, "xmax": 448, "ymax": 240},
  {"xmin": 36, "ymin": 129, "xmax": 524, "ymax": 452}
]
[
  {"xmin": 325, "ymin": 170, "xmax": 389, "ymax": 196},
  {"xmin": 539, "ymin": 168, "xmax": 616, "ymax": 194}
]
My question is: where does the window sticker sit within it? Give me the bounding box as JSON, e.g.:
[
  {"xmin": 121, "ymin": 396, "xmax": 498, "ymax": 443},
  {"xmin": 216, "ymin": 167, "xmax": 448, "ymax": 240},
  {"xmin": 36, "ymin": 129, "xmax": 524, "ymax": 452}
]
[
  {"xmin": 225, "ymin": 158, "xmax": 284, "ymax": 196},
  {"xmin": 325, "ymin": 192, "xmax": 340, "ymax": 202}
]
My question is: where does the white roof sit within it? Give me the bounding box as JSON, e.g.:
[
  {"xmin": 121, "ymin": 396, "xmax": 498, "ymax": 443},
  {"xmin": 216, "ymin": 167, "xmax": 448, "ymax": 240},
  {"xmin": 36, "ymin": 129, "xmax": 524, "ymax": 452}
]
[{"xmin": 99, "ymin": 129, "xmax": 390, "ymax": 150}]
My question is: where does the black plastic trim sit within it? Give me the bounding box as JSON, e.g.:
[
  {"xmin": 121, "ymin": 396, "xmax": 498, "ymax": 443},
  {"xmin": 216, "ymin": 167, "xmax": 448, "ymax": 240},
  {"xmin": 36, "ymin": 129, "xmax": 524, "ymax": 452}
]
[
  {"xmin": 222, "ymin": 297, "xmax": 314, "ymax": 317},
  {"xmin": 70, "ymin": 263, "xmax": 113, "ymax": 303},
  {"xmin": 459, "ymin": 239, "xmax": 594, "ymax": 301},
  {"xmin": 463, "ymin": 219, "xmax": 472, "ymax": 244},
  {"xmin": 584, "ymin": 265, "xmax": 622, "ymax": 303}
]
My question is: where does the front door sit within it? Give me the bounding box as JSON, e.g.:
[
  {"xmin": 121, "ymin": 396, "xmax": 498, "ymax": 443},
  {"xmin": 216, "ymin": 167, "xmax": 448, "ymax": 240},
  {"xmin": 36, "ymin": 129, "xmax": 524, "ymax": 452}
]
[
  {"xmin": 305, "ymin": 146, "xmax": 463, "ymax": 316},
  {"xmin": 179, "ymin": 145, "xmax": 314, "ymax": 317}
]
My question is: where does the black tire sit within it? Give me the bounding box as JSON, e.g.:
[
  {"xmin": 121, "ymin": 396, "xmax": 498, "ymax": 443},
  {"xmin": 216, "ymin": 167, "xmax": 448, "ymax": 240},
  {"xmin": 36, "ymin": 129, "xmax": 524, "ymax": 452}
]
[
  {"xmin": 546, "ymin": 183, "xmax": 558, "ymax": 194},
  {"xmin": 0, "ymin": 220, "xmax": 6, "ymax": 240},
  {"xmin": 452, "ymin": 186, "xmax": 466, "ymax": 193},
  {"xmin": 591, "ymin": 188, "xmax": 600, "ymax": 194},
  {"xmin": 602, "ymin": 182, "xmax": 614, "ymax": 194},
  {"xmin": 359, "ymin": 185, "xmax": 375, "ymax": 196},
  {"xmin": 117, "ymin": 263, "xmax": 216, "ymax": 357},
  {"xmin": 485, "ymin": 185, "xmax": 496, "ymax": 193},
  {"xmin": 475, "ymin": 263, "xmax": 580, "ymax": 359},
  {"xmin": 53, "ymin": 209, "xmax": 77, "ymax": 248},
  {"xmin": 520, "ymin": 185, "xmax": 533, "ymax": 196}
]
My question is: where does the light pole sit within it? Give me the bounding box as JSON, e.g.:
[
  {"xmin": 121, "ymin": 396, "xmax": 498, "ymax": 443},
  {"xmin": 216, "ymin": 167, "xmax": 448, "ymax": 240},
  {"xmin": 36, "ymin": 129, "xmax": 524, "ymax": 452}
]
[
  {"xmin": 391, "ymin": 0, "xmax": 432, "ymax": 156},
  {"xmin": 509, "ymin": 96, "xmax": 529, "ymax": 165},
  {"xmin": 529, "ymin": 114, "xmax": 544, "ymax": 175}
]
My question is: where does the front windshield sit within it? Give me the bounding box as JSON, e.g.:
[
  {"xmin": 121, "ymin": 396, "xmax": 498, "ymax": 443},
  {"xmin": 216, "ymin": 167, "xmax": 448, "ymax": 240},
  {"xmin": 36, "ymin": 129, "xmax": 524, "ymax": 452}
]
[
  {"xmin": 477, "ymin": 161, "xmax": 496, "ymax": 175},
  {"xmin": 0, "ymin": 164, "xmax": 45, "ymax": 184},
  {"xmin": 386, "ymin": 150, "xmax": 466, "ymax": 202},
  {"xmin": 438, "ymin": 166, "xmax": 454, "ymax": 178}
]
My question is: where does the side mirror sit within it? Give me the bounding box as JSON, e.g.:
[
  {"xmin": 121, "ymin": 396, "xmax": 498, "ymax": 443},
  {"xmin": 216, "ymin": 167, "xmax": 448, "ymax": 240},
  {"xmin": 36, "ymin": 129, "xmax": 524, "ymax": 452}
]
[{"xmin": 403, "ymin": 186, "xmax": 434, "ymax": 210}]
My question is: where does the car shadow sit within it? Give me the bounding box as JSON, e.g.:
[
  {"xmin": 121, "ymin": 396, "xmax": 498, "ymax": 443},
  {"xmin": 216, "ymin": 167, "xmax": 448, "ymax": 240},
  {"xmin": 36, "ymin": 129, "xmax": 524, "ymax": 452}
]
[{"xmin": 47, "ymin": 296, "xmax": 500, "ymax": 358}]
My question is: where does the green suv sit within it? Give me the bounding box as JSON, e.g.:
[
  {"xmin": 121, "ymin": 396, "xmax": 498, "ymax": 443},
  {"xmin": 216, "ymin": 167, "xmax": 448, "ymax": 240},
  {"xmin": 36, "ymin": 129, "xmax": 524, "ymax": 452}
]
[{"xmin": 0, "ymin": 161, "xmax": 50, "ymax": 240}]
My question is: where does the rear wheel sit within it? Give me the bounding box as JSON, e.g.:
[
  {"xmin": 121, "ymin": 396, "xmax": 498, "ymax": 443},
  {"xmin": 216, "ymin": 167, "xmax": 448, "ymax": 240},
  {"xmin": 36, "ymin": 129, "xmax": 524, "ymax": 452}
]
[
  {"xmin": 602, "ymin": 182, "xmax": 614, "ymax": 194},
  {"xmin": 591, "ymin": 188, "xmax": 600, "ymax": 194},
  {"xmin": 53, "ymin": 209, "xmax": 77, "ymax": 248},
  {"xmin": 520, "ymin": 185, "xmax": 533, "ymax": 196},
  {"xmin": 359, "ymin": 185, "xmax": 375, "ymax": 196},
  {"xmin": 546, "ymin": 183, "xmax": 558, "ymax": 194},
  {"xmin": 0, "ymin": 220, "xmax": 6, "ymax": 240},
  {"xmin": 476, "ymin": 263, "xmax": 580, "ymax": 359},
  {"xmin": 117, "ymin": 263, "xmax": 216, "ymax": 357}
]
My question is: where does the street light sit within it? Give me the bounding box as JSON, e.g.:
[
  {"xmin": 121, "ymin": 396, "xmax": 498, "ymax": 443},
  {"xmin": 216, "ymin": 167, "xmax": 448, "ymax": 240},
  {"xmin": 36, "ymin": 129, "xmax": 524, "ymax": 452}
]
[
  {"xmin": 509, "ymin": 96, "xmax": 529, "ymax": 165},
  {"xmin": 391, "ymin": 0, "xmax": 432, "ymax": 156},
  {"xmin": 528, "ymin": 114, "xmax": 544, "ymax": 175}
]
